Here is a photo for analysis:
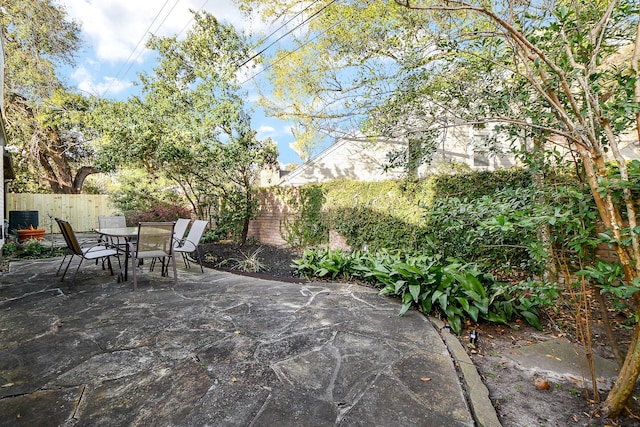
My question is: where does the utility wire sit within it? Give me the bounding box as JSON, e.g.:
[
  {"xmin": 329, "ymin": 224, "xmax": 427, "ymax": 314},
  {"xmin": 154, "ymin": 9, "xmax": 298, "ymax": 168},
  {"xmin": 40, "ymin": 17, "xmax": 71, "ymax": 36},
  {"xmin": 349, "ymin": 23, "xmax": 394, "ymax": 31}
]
[
  {"xmin": 175, "ymin": 0, "xmax": 210, "ymax": 38},
  {"xmin": 239, "ymin": 0, "xmax": 362, "ymax": 87},
  {"xmin": 101, "ymin": 0, "xmax": 175, "ymax": 97},
  {"xmin": 239, "ymin": 13, "xmax": 343, "ymax": 87},
  {"xmin": 237, "ymin": 0, "xmax": 322, "ymax": 67},
  {"xmin": 236, "ymin": 0, "xmax": 337, "ymax": 70}
]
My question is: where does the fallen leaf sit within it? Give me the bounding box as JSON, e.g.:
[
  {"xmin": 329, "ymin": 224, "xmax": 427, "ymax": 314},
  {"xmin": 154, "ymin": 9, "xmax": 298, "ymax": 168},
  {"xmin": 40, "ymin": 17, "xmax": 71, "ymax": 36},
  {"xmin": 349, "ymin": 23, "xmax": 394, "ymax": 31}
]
[
  {"xmin": 534, "ymin": 378, "xmax": 550, "ymax": 390},
  {"xmin": 420, "ymin": 377, "xmax": 431, "ymax": 382}
]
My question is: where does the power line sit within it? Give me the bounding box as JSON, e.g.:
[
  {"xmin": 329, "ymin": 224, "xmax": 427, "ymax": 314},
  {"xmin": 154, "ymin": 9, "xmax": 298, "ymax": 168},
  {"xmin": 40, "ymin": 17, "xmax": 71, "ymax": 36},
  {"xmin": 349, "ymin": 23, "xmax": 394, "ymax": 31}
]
[
  {"xmin": 237, "ymin": 0, "xmax": 337, "ymax": 70},
  {"xmin": 101, "ymin": 0, "xmax": 174, "ymax": 97},
  {"xmin": 150, "ymin": 0, "xmax": 181, "ymax": 37},
  {"xmin": 239, "ymin": 13, "xmax": 344, "ymax": 87},
  {"xmin": 238, "ymin": 0, "xmax": 370, "ymax": 88},
  {"xmin": 239, "ymin": 0, "xmax": 322, "ymax": 66},
  {"xmin": 175, "ymin": 0, "xmax": 210, "ymax": 38}
]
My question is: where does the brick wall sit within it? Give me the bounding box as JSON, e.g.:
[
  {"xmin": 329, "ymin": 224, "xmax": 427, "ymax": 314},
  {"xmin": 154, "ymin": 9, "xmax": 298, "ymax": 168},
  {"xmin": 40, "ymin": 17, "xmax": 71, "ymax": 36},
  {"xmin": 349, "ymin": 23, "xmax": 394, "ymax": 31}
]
[
  {"xmin": 248, "ymin": 189, "xmax": 353, "ymax": 250},
  {"xmin": 247, "ymin": 189, "xmax": 294, "ymax": 247},
  {"xmin": 596, "ymin": 244, "xmax": 618, "ymax": 263}
]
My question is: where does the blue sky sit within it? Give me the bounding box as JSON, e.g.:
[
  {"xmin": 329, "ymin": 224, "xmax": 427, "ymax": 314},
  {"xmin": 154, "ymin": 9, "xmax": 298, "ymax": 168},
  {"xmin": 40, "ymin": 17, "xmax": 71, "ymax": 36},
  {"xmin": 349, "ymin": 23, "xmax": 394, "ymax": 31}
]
[{"xmin": 56, "ymin": 0, "xmax": 302, "ymax": 166}]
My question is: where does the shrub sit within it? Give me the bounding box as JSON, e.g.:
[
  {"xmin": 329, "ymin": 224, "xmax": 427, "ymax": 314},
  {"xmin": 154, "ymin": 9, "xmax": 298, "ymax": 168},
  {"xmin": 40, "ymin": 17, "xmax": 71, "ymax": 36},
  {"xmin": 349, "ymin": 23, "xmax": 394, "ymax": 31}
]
[
  {"xmin": 21, "ymin": 239, "xmax": 48, "ymax": 256},
  {"xmin": 2, "ymin": 242, "xmax": 18, "ymax": 257},
  {"xmin": 292, "ymin": 248, "xmax": 559, "ymax": 334},
  {"xmin": 127, "ymin": 202, "xmax": 191, "ymax": 225},
  {"xmin": 423, "ymin": 186, "xmax": 541, "ymax": 276}
]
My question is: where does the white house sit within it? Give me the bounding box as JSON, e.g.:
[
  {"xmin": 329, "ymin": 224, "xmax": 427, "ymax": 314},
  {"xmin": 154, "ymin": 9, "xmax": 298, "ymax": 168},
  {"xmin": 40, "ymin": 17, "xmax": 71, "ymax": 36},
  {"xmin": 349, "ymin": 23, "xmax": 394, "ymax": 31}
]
[
  {"xmin": 276, "ymin": 124, "xmax": 520, "ymax": 187},
  {"xmin": 271, "ymin": 121, "xmax": 640, "ymax": 188}
]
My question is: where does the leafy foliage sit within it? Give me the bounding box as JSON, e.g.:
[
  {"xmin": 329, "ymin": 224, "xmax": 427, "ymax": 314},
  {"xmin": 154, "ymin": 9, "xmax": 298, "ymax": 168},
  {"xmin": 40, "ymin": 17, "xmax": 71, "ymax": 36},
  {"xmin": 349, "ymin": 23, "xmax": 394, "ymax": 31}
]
[
  {"xmin": 278, "ymin": 185, "xmax": 328, "ymax": 248},
  {"xmin": 127, "ymin": 202, "xmax": 191, "ymax": 225},
  {"xmin": 108, "ymin": 170, "xmax": 190, "ymax": 223},
  {"xmin": 92, "ymin": 11, "xmax": 277, "ymax": 242},
  {"xmin": 292, "ymin": 248, "xmax": 558, "ymax": 334},
  {"xmin": 281, "ymin": 171, "xmax": 540, "ymax": 275},
  {"xmin": 2, "ymin": 1, "xmax": 102, "ymax": 193},
  {"xmin": 424, "ymin": 186, "xmax": 541, "ymax": 275}
]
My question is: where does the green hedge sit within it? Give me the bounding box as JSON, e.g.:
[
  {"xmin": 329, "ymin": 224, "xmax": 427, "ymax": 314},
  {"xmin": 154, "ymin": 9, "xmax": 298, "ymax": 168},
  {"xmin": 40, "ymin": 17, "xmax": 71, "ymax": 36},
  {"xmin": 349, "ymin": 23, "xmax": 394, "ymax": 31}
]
[
  {"xmin": 430, "ymin": 169, "xmax": 533, "ymax": 199},
  {"xmin": 276, "ymin": 168, "xmax": 539, "ymax": 275}
]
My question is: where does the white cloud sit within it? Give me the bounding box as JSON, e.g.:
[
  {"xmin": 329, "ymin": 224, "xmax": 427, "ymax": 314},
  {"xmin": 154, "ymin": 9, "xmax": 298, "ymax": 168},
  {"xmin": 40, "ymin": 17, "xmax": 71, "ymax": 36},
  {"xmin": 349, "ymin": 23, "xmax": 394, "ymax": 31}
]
[
  {"xmin": 60, "ymin": 0, "xmax": 253, "ymax": 63},
  {"xmin": 258, "ymin": 125, "xmax": 275, "ymax": 134},
  {"xmin": 71, "ymin": 66, "xmax": 132, "ymax": 96}
]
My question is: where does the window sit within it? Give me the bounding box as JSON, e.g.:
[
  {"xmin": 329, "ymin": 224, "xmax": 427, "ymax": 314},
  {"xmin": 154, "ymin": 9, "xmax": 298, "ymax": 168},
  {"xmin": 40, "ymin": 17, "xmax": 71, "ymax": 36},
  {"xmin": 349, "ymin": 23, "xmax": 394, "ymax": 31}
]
[
  {"xmin": 473, "ymin": 133, "xmax": 491, "ymax": 168},
  {"xmin": 473, "ymin": 150, "xmax": 490, "ymax": 167}
]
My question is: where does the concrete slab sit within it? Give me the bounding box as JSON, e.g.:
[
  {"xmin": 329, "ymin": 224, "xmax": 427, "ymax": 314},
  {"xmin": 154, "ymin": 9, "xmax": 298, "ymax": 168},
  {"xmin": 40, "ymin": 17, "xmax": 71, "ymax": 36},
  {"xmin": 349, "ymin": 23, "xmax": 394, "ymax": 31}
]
[
  {"xmin": 0, "ymin": 257, "xmax": 477, "ymax": 426},
  {"xmin": 505, "ymin": 337, "xmax": 620, "ymax": 391}
]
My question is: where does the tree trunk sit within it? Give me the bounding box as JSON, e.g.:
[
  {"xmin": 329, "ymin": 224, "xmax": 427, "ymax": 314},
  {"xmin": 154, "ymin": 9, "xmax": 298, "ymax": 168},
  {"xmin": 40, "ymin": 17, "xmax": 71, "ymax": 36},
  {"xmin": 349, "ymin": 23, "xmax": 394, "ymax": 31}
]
[
  {"xmin": 73, "ymin": 166, "xmax": 99, "ymax": 193},
  {"xmin": 603, "ymin": 322, "xmax": 640, "ymax": 418},
  {"xmin": 579, "ymin": 150, "xmax": 640, "ymax": 417},
  {"xmin": 532, "ymin": 136, "xmax": 557, "ymax": 282},
  {"xmin": 240, "ymin": 188, "xmax": 251, "ymax": 245}
]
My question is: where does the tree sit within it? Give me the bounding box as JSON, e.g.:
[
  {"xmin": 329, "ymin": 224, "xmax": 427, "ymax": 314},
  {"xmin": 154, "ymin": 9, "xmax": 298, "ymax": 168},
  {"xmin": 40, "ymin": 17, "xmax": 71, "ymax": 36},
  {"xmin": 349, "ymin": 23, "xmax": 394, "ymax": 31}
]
[
  {"xmin": 1, "ymin": 0, "xmax": 99, "ymax": 193},
  {"xmin": 241, "ymin": 0, "xmax": 640, "ymax": 418},
  {"xmin": 238, "ymin": 0, "xmax": 422, "ymax": 157},
  {"xmin": 388, "ymin": 1, "xmax": 638, "ymax": 416},
  {"xmin": 93, "ymin": 11, "xmax": 278, "ymax": 243}
]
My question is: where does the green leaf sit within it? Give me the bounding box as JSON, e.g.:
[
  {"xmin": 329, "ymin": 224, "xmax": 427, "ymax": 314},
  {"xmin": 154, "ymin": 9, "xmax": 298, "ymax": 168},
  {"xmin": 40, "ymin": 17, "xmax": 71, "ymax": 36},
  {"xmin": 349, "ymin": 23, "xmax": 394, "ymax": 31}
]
[
  {"xmin": 449, "ymin": 315, "xmax": 462, "ymax": 335},
  {"xmin": 466, "ymin": 305, "xmax": 480, "ymax": 323},
  {"xmin": 519, "ymin": 310, "xmax": 541, "ymax": 329},
  {"xmin": 394, "ymin": 280, "xmax": 407, "ymax": 294},
  {"xmin": 409, "ymin": 284, "xmax": 421, "ymax": 302},
  {"xmin": 399, "ymin": 302, "xmax": 411, "ymax": 316}
]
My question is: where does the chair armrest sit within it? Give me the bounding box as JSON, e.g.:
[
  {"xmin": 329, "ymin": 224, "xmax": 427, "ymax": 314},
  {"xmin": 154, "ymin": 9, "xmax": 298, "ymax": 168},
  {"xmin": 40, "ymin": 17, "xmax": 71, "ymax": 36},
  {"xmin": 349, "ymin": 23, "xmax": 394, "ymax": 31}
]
[
  {"xmin": 175, "ymin": 238, "xmax": 197, "ymax": 252},
  {"xmin": 82, "ymin": 243, "xmax": 116, "ymax": 255}
]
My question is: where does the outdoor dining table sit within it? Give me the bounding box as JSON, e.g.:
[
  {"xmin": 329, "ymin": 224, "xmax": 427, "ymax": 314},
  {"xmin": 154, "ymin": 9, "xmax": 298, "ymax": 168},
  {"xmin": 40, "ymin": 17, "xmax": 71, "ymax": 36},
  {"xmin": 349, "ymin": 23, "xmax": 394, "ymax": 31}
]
[{"xmin": 96, "ymin": 226, "xmax": 138, "ymax": 281}]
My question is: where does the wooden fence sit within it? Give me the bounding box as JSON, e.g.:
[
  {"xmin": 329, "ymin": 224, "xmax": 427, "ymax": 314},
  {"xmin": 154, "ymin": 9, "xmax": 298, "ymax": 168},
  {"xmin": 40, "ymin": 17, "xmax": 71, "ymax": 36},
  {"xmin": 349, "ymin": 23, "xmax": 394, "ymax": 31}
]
[{"xmin": 5, "ymin": 194, "xmax": 117, "ymax": 233}]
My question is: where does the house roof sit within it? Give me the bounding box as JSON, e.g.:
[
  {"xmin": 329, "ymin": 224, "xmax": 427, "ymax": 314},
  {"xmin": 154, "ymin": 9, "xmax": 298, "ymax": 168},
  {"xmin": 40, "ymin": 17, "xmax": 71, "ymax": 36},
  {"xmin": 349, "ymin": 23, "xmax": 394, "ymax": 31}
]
[{"xmin": 279, "ymin": 136, "xmax": 407, "ymax": 186}]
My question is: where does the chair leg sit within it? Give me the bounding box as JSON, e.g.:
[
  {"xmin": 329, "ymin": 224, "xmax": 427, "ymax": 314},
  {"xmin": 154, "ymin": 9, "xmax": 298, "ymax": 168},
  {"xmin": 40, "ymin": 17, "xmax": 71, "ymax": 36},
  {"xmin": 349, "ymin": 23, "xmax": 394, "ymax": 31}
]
[
  {"xmin": 70, "ymin": 258, "xmax": 84, "ymax": 282},
  {"xmin": 59, "ymin": 254, "xmax": 77, "ymax": 282},
  {"xmin": 131, "ymin": 253, "xmax": 138, "ymax": 291},
  {"xmin": 57, "ymin": 253, "xmax": 69, "ymax": 276},
  {"xmin": 106, "ymin": 256, "xmax": 114, "ymax": 276},
  {"xmin": 181, "ymin": 252, "xmax": 189, "ymax": 269},
  {"xmin": 171, "ymin": 254, "xmax": 178, "ymax": 286},
  {"xmin": 196, "ymin": 249, "xmax": 203, "ymax": 273}
]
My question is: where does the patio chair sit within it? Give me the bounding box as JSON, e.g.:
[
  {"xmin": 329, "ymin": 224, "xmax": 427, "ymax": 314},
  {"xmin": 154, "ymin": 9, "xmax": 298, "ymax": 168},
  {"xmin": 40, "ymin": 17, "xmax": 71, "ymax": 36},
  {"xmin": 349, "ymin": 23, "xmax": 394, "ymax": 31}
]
[
  {"xmin": 55, "ymin": 218, "xmax": 120, "ymax": 282},
  {"xmin": 148, "ymin": 218, "xmax": 189, "ymax": 273},
  {"xmin": 98, "ymin": 215, "xmax": 126, "ymax": 229},
  {"xmin": 174, "ymin": 219, "xmax": 208, "ymax": 272},
  {"xmin": 97, "ymin": 215, "xmax": 127, "ymax": 248},
  {"xmin": 173, "ymin": 218, "xmax": 190, "ymax": 244},
  {"xmin": 149, "ymin": 217, "xmax": 190, "ymax": 273},
  {"xmin": 128, "ymin": 222, "xmax": 177, "ymax": 290}
]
